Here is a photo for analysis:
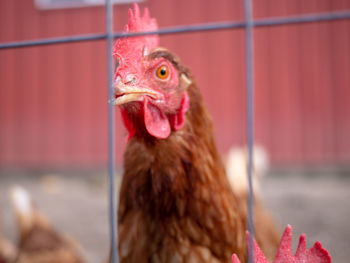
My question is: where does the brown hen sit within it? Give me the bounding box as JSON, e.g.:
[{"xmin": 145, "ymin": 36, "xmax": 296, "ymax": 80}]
[{"xmin": 114, "ymin": 4, "xmax": 279, "ymax": 263}]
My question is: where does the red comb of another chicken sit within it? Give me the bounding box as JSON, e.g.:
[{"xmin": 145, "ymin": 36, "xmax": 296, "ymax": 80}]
[
  {"xmin": 232, "ymin": 225, "xmax": 331, "ymax": 263},
  {"xmin": 113, "ymin": 3, "xmax": 159, "ymax": 79}
]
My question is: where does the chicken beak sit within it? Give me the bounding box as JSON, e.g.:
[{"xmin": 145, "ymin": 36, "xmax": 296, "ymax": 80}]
[{"xmin": 111, "ymin": 77, "xmax": 159, "ymax": 106}]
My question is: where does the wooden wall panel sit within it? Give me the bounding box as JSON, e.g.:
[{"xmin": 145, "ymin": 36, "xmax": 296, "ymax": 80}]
[
  {"xmin": 0, "ymin": 0, "xmax": 349, "ymax": 168},
  {"xmin": 0, "ymin": 1, "xmax": 17, "ymax": 165},
  {"xmin": 332, "ymin": 20, "xmax": 350, "ymax": 163}
]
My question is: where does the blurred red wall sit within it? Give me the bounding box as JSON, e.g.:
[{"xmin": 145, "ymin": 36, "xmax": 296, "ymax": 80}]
[{"xmin": 0, "ymin": 0, "xmax": 349, "ymax": 168}]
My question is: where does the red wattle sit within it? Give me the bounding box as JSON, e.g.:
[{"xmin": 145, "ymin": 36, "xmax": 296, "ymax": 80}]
[
  {"xmin": 120, "ymin": 108, "xmax": 136, "ymax": 142},
  {"xmin": 143, "ymin": 98, "xmax": 171, "ymax": 139},
  {"xmin": 169, "ymin": 92, "xmax": 189, "ymax": 131}
]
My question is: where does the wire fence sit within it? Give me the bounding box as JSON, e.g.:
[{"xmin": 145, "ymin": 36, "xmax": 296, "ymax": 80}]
[
  {"xmin": 2, "ymin": 10, "xmax": 350, "ymax": 50},
  {"xmin": 1, "ymin": 1, "xmax": 350, "ymax": 263}
]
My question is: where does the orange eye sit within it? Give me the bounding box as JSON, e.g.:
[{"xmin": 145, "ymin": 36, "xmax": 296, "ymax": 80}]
[{"xmin": 156, "ymin": 65, "xmax": 169, "ymax": 80}]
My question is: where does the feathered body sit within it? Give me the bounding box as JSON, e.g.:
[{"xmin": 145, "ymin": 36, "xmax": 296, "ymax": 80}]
[
  {"xmin": 114, "ymin": 5, "xmax": 279, "ymax": 262},
  {"xmin": 118, "ymin": 78, "xmax": 247, "ymax": 262}
]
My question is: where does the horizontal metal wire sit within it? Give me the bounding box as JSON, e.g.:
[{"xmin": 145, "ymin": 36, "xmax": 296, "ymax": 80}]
[
  {"xmin": 0, "ymin": 33, "xmax": 106, "ymax": 49},
  {"xmin": 115, "ymin": 9, "xmax": 350, "ymax": 37},
  {"xmin": 256, "ymin": 9, "xmax": 350, "ymax": 27},
  {"xmin": 0, "ymin": 10, "xmax": 349, "ymax": 50}
]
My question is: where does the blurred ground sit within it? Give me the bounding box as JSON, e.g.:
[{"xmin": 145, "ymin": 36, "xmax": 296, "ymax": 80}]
[{"xmin": 0, "ymin": 170, "xmax": 349, "ymax": 263}]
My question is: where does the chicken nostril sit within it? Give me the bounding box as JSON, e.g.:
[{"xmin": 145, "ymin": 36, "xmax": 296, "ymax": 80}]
[
  {"xmin": 115, "ymin": 76, "xmax": 121, "ymax": 85},
  {"xmin": 125, "ymin": 74, "xmax": 136, "ymax": 84}
]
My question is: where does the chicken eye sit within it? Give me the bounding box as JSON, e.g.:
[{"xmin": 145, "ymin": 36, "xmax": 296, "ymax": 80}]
[{"xmin": 156, "ymin": 65, "xmax": 169, "ymax": 80}]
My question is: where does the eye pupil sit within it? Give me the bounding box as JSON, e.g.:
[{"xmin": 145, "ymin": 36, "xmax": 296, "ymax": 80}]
[{"xmin": 156, "ymin": 65, "xmax": 169, "ymax": 80}]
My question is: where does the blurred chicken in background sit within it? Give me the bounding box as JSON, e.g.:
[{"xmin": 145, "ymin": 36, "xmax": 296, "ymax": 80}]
[
  {"xmin": 225, "ymin": 145, "xmax": 269, "ymax": 197},
  {"xmin": 0, "ymin": 209, "xmax": 16, "ymax": 263},
  {"xmin": 225, "ymin": 145, "xmax": 280, "ymax": 259},
  {"xmin": 10, "ymin": 186, "xmax": 85, "ymax": 263},
  {"xmin": 232, "ymin": 225, "xmax": 331, "ymax": 263}
]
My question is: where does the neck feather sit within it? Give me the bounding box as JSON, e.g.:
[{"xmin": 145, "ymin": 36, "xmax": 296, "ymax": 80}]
[{"xmin": 120, "ymin": 83, "xmax": 228, "ymax": 219}]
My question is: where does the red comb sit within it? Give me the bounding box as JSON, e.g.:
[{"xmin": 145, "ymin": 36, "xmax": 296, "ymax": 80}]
[
  {"xmin": 113, "ymin": 4, "xmax": 159, "ymax": 77},
  {"xmin": 124, "ymin": 3, "xmax": 158, "ymax": 34},
  {"xmin": 232, "ymin": 225, "xmax": 332, "ymax": 263}
]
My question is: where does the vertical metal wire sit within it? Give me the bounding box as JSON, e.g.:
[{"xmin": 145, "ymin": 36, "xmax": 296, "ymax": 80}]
[
  {"xmin": 106, "ymin": 0, "xmax": 118, "ymax": 262},
  {"xmin": 244, "ymin": 0, "xmax": 255, "ymax": 262}
]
